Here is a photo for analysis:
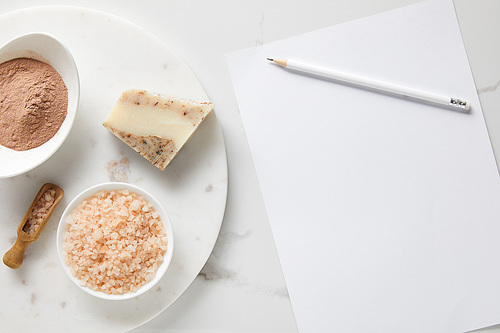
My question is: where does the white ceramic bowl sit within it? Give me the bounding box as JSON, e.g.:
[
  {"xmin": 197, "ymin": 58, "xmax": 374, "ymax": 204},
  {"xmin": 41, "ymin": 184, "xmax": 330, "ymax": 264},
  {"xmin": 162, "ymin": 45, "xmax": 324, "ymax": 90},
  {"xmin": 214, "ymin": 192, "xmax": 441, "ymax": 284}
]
[
  {"xmin": 56, "ymin": 182, "xmax": 174, "ymax": 300},
  {"xmin": 0, "ymin": 32, "xmax": 79, "ymax": 178}
]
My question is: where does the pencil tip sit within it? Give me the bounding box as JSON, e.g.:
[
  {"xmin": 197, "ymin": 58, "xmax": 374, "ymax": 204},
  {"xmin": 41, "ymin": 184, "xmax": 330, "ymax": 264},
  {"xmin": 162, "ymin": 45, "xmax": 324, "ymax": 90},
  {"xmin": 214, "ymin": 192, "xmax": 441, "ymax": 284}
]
[{"xmin": 267, "ymin": 58, "xmax": 273, "ymax": 61}]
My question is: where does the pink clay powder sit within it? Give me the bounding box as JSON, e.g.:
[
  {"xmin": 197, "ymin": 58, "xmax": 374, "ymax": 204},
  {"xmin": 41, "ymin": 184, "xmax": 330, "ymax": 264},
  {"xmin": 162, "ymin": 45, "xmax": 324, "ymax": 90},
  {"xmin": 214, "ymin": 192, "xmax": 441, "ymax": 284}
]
[{"xmin": 0, "ymin": 57, "xmax": 68, "ymax": 151}]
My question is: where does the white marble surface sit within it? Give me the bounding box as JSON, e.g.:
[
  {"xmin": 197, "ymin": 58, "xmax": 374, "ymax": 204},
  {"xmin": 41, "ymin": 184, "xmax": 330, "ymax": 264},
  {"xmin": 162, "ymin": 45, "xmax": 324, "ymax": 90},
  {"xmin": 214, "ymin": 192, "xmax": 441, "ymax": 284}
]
[{"xmin": 1, "ymin": 0, "xmax": 500, "ymax": 332}]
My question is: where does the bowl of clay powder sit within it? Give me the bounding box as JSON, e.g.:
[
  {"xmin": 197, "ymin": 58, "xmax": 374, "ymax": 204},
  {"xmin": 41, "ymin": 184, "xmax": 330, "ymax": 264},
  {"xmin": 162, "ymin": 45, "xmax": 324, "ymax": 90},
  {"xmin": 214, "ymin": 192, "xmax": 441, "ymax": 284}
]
[{"xmin": 0, "ymin": 32, "xmax": 79, "ymax": 178}]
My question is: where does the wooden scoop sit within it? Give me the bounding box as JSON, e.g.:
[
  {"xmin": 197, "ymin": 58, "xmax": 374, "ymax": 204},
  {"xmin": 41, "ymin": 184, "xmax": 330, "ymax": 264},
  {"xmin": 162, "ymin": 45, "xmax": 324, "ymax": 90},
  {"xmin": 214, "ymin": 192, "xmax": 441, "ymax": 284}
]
[{"xmin": 3, "ymin": 183, "xmax": 64, "ymax": 269}]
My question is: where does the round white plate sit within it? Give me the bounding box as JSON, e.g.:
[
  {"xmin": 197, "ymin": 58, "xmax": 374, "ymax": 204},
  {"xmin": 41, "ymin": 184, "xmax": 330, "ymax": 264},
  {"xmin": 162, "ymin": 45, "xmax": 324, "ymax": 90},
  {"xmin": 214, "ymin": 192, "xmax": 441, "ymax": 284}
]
[{"xmin": 0, "ymin": 6, "xmax": 227, "ymax": 333}]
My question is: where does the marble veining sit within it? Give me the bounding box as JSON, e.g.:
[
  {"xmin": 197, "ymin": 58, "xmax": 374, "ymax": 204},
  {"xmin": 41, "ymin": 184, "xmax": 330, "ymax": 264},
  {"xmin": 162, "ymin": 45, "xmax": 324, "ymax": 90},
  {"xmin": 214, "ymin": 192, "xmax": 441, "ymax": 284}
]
[
  {"xmin": 478, "ymin": 80, "xmax": 500, "ymax": 94},
  {"xmin": 43, "ymin": 262, "xmax": 58, "ymax": 269},
  {"xmin": 198, "ymin": 230, "xmax": 252, "ymax": 283},
  {"xmin": 256, "ymin": 13, "xmax": 265, "ymax": 46},
  {"xmin": 197, "ymin": 229, "xmax": 290, "ymax": 299}
]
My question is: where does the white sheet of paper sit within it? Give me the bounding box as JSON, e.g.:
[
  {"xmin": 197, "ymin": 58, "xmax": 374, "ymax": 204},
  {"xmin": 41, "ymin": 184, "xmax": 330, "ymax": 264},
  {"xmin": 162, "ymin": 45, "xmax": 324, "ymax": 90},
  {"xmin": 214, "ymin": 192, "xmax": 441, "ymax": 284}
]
[{"xmin": 226, "ymin": 0, "xmax": 500, "ymax": 332}]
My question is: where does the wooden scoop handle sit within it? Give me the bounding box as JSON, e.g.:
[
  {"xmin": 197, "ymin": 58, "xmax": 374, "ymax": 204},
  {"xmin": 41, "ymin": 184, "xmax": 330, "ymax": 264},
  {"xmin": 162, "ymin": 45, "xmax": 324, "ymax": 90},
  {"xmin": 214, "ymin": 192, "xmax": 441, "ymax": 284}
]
[{"xmin": 3, "ymin": 238, "xmax": 30, "ymax": 269}]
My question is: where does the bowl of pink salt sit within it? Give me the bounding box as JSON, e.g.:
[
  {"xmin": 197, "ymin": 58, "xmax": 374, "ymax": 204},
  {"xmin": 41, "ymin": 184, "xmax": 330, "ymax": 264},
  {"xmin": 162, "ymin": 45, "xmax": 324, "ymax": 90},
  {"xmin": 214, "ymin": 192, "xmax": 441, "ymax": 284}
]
[
  {"xmin": 56, "ymin": 182, "xmax": 174, "ymax": 300},
  {"xmin": 0, "ymin": 32, "xmax": 79, "ymax": 178}
]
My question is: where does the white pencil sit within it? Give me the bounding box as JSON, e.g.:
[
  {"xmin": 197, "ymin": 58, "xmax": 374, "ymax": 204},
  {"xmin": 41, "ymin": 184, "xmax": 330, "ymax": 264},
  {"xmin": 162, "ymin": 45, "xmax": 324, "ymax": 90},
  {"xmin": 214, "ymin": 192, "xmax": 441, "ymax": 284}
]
[{"xmin": 267, "ymin": 58, "xmax": 470, "ymax": 111}]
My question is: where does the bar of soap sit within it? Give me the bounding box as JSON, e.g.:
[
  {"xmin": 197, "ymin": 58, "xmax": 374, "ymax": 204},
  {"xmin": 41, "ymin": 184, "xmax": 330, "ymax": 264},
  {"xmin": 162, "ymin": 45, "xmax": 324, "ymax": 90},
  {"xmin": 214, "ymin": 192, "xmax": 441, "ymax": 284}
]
[{"xmin": 103, "ymin": 89, "xmax": 214, "ymax": 170}]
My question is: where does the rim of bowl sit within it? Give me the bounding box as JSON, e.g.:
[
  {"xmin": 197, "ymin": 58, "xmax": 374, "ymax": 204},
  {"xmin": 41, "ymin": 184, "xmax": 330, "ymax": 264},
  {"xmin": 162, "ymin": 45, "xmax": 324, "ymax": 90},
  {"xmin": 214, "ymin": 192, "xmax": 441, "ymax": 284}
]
[{"xmin": 56, "ymin": 182, "xmax": 174, "ymax": 300}]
